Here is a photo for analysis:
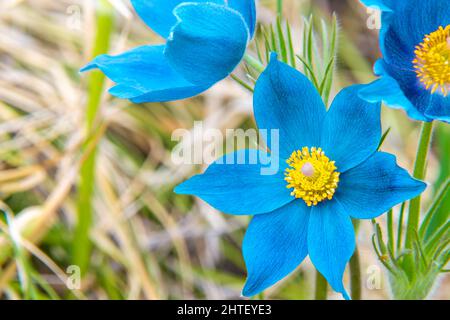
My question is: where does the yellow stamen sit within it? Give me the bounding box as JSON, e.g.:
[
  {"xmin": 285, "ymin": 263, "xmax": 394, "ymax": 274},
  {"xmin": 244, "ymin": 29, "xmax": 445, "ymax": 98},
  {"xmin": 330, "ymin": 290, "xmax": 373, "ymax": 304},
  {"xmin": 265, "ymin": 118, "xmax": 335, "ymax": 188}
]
[
  {"xmin": 413, "ymin": 25, "xmax": 450, "ymax": 96},
  {"xmin": 284, "ymin": 147, "xmax": 340, "ymax": 207}
]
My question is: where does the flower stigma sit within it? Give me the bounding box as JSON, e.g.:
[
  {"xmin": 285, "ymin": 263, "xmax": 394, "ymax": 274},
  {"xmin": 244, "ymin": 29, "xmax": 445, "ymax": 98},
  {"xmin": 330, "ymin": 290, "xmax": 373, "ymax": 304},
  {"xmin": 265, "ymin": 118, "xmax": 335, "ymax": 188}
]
[
  {"xmin": 285, "ymin": 147, "xmax": 340, "ymax": 207},
  {"xmin": 413, "ymin": 25, "xmax": 450, "ymax": 96}
]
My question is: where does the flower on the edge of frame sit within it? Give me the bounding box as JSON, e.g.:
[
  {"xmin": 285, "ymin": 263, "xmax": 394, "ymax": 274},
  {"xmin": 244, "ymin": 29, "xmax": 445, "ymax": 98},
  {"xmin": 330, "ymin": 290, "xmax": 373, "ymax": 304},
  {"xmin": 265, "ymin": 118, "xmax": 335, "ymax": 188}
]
[
  {"xmin": 81, "ymin": 0, "xmax": 256, "ymax": 103},
  {"xmin": 359, "ymin": 0, "xmax": 450, "ymax": 123},
  {"xmin": 174, "ymin": 53, "xmax": 427, "ymax": 299}
]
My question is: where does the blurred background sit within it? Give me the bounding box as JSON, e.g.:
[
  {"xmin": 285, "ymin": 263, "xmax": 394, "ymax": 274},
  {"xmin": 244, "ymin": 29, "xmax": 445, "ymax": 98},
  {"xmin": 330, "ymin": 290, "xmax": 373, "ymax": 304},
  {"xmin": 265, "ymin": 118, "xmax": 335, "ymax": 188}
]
[{"xmin": 0, "ymin": 0, "xmax": 448, "ymax": 300}]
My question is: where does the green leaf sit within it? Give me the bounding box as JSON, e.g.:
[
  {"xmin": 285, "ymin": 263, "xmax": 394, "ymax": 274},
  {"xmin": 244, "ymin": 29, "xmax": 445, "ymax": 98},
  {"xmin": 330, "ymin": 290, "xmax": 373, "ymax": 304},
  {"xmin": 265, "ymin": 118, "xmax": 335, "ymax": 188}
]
[
  {"xmin": 276, "ymin": 16, "xmax": 288, "ymax": 63},
  {"xmin": 420, "ymin": 179, "xmax": 449, "ymax": 240}
]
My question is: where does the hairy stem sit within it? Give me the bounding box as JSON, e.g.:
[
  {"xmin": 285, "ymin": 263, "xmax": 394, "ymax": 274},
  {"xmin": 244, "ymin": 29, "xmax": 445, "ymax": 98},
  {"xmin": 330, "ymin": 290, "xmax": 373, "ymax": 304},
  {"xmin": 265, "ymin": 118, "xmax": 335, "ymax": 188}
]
[{"xmin": 404, "ymin": 121, "xmax": 434, "ymax": 277}]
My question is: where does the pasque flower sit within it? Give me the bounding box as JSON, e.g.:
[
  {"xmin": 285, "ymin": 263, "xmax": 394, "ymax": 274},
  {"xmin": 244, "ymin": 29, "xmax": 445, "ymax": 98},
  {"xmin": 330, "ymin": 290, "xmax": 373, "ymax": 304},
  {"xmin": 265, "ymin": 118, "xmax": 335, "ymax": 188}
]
[
  {"xmin": 81, "ymin": 0, "xmax": 256, "ymax": 103},
  {"xmin": 175, "ymin": 54, "xmax": 426, "ymax": 298},
  {"xmin": 359, "ymin": 0, "xmax": 450, "ymax": 123}
]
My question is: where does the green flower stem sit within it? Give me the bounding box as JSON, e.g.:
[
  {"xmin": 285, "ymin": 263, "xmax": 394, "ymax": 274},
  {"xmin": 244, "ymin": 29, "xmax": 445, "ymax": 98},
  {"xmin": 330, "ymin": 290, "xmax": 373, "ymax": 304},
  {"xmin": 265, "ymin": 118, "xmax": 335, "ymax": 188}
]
[
  {"xmin": 314, "ymin": 271, "xmax": 328, "ymax": 300},
  {"xmin": 404, "ymin": 121, "xmax": 434, "ymax": 277},
  {"xmin": 349, "ymin": 246, "xmax": 361, "ymax": 300},
  {"xmin": 350, "ymin": 220, "xmax": 362, "ymax": 300},
  {"xmin": 74, "ymin": 0, "xmax": 114, "ymax": 276}
]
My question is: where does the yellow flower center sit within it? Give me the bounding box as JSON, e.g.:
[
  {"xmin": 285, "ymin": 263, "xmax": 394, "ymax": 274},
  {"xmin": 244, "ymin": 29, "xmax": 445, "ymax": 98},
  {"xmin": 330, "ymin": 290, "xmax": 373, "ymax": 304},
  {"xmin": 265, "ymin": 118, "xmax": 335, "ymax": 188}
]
[
  {"xmin": 413, "ymin": 25, "xmax": 450, "ymax": 96},
  {"xmin": 284, "ymin": 147, "xmax": 340, "ymax": 207}
]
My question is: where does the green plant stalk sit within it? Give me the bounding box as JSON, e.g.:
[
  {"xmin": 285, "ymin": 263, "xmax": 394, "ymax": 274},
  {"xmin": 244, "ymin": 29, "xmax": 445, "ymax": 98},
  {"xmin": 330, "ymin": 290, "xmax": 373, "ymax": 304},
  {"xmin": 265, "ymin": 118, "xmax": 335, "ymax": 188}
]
[
  {"xmin": 403, "ymin": 121, "xmax": 434, "ymax": 277},
  {"xmin": 349, "ymin": 220, "xmax": 362, "ymax": 300},
  {"xmin": 387, "ymin": 209, "xmax": 394, "ymax": 255},
  {"xmin": 349, "ymin": 246, "xmax": 361, "ymax": 300},
  {"xmin": 277, "ymin": 0, "xmax": 283, "ymax": 16},
  {"xmin": 74, "ymin": 0, "xmax": 114, "ymax": 276},
  {"xmin": 314, "ymin": 271, "xmax": 328, "ymax": 300}
]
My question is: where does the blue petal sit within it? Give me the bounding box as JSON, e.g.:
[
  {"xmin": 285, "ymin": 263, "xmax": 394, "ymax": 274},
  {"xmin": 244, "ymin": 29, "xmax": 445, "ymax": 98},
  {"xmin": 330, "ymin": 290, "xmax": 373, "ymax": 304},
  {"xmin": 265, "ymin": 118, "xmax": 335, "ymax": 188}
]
[
  {"xmin": 320, "ymin": 85, "xmax": 381, "ymax": 173},
  {"xmin": 336, "ymin": 152, "xmax": 427, "ymax": 219},
  {"xmin": 364, "ymin": 60, "xmax": 432, "ymax": 122},
  {"xmin": 254, "ymin": 53, "xmax": 326, "ymax": 159},
  {"xmin": 165, "ymin": 2, "xmax": 249, "ymax": 86},
  {"xmin": 426, "ymin": 94, "xmax": 450, "ymax": 124},
  {"xmin": 381, "ymin": 0, "xmax": 450, "ymax": 69},
  {"xmin": 359, "ymin": 0, "xmax": 393, "ymax": 11},
  {"xmin": 242, "ymin": 200, "xmax": 310, "ymax": 297},
  {"xmin": 228, "ymin": 0, "xmax": 257, "ymax": 37},
  {"xmin": 308, "ymin": 200, "xmax": 355, "ymax": 299},
  {"xmin": 80, "ymin": 45, "xmax": 210, "ymax": 103},
  {"xmin": 174, "ymin": 149, "xmax": 293, "ymax": 215},
  {"xmin": 130, "ymin": 0, "xmax": 224, "ymax": 39},
  {"xmin": 358, "ymin": 65, "xmax": 430, "ymax": 122}
]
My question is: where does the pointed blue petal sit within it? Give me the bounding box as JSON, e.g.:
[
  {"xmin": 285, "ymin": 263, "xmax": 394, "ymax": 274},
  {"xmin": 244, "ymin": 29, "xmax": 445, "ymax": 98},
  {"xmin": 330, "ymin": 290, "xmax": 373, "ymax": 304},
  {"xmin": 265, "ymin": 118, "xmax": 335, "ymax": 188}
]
[
  {"xmin": 130, "ymin": 0, "xmax": 224, "ymax": 39},
  {"xmin": 254, "ymin": 53, "xmax": 326, "ymax": 159},
  {"xmin": 242, "ymin": 200, "xmax": 310, "ymax": 297},
  {"xmin": 228, "ymin": 0, "xmax": 257, "ymax": 37},
  {"xmin": 80, "ymin": 45, "xmax": 209, "ymax": 103},
  {"xmin": 320, "ymin": 85, "xmax": 381, "ymax": 173},
  {"xmin": 374, "ymin": 60, "xmax": 434, "ymax": 122},
  {"xmin": 308, "ymin": 200, "xmax": 355, "ymax": 298},
  {"xmin": 165, "ymin": 2, "xmax": 249, "ymax": 86},
  {"xmin": 336, "ymin": 152, "xmax": 426, "ymax": 219},
  {"xmin": 174, "ymin": 149, "xmax": 293, "ymax": 216},
  {"xmin": 358, "ymin": 62, "xmax": 430, "ymax": 122}
]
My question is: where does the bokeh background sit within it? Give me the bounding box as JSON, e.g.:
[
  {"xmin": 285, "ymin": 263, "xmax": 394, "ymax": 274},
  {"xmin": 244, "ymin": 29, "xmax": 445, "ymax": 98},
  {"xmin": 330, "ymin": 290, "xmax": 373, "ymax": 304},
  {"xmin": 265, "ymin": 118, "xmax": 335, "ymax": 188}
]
[{"xmin": 0, "ymin": 0, "xmax": 448, "ymax": 299}]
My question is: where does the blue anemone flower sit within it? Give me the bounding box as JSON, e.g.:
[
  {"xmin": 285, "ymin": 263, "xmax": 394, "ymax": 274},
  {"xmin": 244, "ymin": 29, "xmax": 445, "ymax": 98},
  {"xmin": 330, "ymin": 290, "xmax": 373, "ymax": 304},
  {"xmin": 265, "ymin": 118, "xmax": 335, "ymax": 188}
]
[
  {"xmin": 175, "ymin": 54, "xmax": 426, "ymax": 299},
  {"xmin": 81, "ymin": 0, "xmax": 256, "ymax": 103},
  {"xmin": 359, "ymin": 0, "xmax": 450, "ymax": 123}
]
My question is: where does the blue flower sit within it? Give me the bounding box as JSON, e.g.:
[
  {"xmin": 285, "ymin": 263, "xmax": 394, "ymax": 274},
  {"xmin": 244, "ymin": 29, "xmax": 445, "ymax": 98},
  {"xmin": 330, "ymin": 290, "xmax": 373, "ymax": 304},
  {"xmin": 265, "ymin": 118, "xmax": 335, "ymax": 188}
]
[
  {"xmin": 175, "ymin": 54, "xmax": 426, "ymax": 299},
  {"xmin": 81, "ymin": 0, "xmax": 256, "ymax": 103},
  {"xmin": 359, "ymin": 0, "xmax": 450, "ymax": 123}
]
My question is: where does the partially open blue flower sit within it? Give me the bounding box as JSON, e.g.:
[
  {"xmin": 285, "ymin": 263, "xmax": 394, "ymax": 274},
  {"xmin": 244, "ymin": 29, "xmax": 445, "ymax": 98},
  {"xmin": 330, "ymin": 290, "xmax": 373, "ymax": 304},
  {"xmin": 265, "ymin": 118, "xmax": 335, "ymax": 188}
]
[
  {"xmin": 359, "ymin": 0, "xmax": 450, "ymax": 123},
  {"xmin": 175, "ymin": 54, "xmax": 426, "ymax": 299},
  {"xmin": 81, "ymin": 0, "xmax": 256, "ymax": 103}
]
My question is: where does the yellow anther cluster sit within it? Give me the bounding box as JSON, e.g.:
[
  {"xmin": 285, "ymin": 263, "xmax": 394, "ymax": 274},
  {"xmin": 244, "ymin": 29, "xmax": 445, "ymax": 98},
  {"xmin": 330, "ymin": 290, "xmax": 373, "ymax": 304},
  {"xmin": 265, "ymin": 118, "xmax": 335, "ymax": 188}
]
[
  {"xmin": 413, "ymin": 25, "xmax": 450, "ymax": 96},
  {"xmin": 284, "ymin": 147, "xmax": 340, "ymax": 207}
]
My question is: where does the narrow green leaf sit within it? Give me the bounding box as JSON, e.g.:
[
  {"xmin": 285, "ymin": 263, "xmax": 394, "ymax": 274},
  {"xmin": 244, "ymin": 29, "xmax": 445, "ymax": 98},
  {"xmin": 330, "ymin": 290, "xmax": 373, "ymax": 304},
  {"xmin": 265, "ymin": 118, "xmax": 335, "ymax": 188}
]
[
  {"xmin": 420, "ymin": 179, "xmax": 450, "ymax": 240},
  {"xmin": 295, "ymin": 55, "xmax": 320, "ymax": 90},
  {"xmin": 276, "ymin": 16, "xmax": 288, "ymax": 63},
  {"xmin": 377, "ymin": 127, "xmax": 392, "ymax": 150},
  {"xmin": 244, "ymin": 54, "xmax": 265, "ymax": 73},
  {"xmin": 397, "ymin": 202, "xmax": 406, "ymax": 251},
  {"xmin": 230, "ymin": 74, "xmax": 254, "ymax": 92},
  {"xmin": 286, "ymin": 21, "xmax": 296, "ymax": 68},
  {"xmin": 254, "ymin": 31, "xmax": 264, "ymax": 63},
  {"xmin": 269, "ymin": 24, "xmax": 278, "ymax": 55},
  {"xmin": 306, "ymin": 15, "xmax": 314, "ymax": 70},
  {"xmin": 424, "ymin": 221, "xmax": 449, "ymax": 255},
  {"xmin": 318, "ymin": 57, "xmax": 335, "ymax": 96},
  {"xmin": 387, "ymin": 209, "xmax": 395, "ymax": 257}
]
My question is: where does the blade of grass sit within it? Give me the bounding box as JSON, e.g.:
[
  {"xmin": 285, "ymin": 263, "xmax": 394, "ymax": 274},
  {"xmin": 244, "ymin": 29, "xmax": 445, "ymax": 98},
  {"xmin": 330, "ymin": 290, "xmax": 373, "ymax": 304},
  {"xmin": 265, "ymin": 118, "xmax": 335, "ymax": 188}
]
[{"xmin": 74, "ymin": 0, "xmax": 114, "ymax": 276}]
